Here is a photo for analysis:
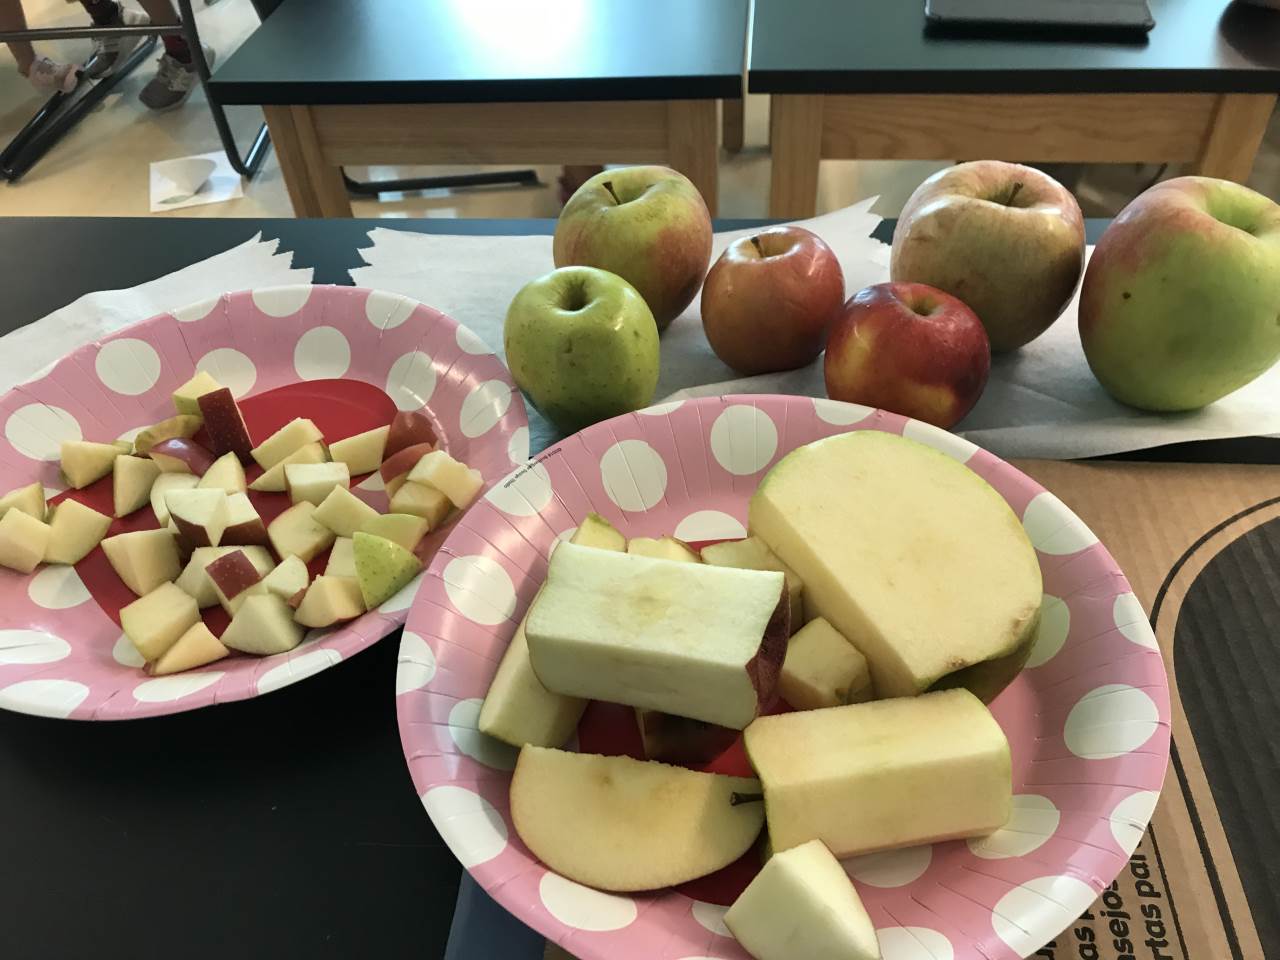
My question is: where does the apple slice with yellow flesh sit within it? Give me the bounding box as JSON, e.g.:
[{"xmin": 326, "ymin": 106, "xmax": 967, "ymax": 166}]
[
  {"xmin": 197, "ymin": 452, "xmax": 247, "ymax": 494},
  {"xmin": 262, "ymin": 555, "xmax": 308, "ymax": 603},
  {"xmin": 197, "ymin": 387, "xmax": 254, "ymax": 461},
  {"xmin": 724, "ymin": 839, "xmax": 881, "ymax": 960},
  {"xmin": 150, "ymin": 473, "xmax": 198, "ymax": 526},
  {"xmin": 60, "ymin": 440, "xmax": 121, "ymax": 489},
  {"xmin": 378, "ymin": 442, "xmax": 434, "ymax": 486},
  {"xmin": 779, "ymin": 617, "xmax": 872, "ymax": 711},
  {"xmin": 166, "ymin": 488, "xmax": 229, "ymax": 549},
  {"xmin": 149, "ymin": 437, "xmax": 215, "ymax": 476},
  {"xmin": 0, "ymin": 509, "xmax": 51, "ymax": 573},
  {"xmin": 120, "ymin": 581, "xmax": 200, "ymax": 662},
  {"xmin": 221, "ymin": 594, "xmax": 304, "ymax": 656},
  {"xmin": 510, "ymin": 746, "xmax": 765, "ymax": 892},
  {"xmin": 113, "ymin": 455, "xmax": 161, "ymax": 518},
  {"xmin": 294, "ymin": 574, "xmax": 365, "ymax": 628},
  {"xmin": 328, "ymin": 424, "xmax": 389, "ymax": 477},
  {"xmin": 222, "ymin": 493, "xmax": 269, "ymax": 546},
  {"xmin": 147, "ymin": 622, "xmax": 229, "ymax": 676},
  {"xmin": 285, "ymin": 461, "xmax": 350, "ymax": 506},
  {"xmin": 313, "ymin": 484, "xmax": 380, "ymax": 537},
  {"xmin": 325, "ymin": 537, "xmax": 356, "ymax": 578},
  {"xmin": 250, "ymin": 417, "xmax": 324, "ymax": 470},
  {"xmin": 206, "ymin": 549, "xmax": 264, "ymax": 615},
  {"xmin": 388, "ymin": 480, "xmax": 451, "ymax": 528},
  {"xmin": 101, "ymin": 528, "xmax": 180, "ymax": 596},
  {"xmin": 359, "ymin": 513, "xmax": 427, "ymax": 552},
  {"xmin": 268, "ymin": 502, "xmax": 335, "ymax": 562},
  {"xmin": 627, "ymin": 536, "xmax": 700, "ymax": 563},
  {"xmin": 407, "ymin": 450, "xmax": 483, "ymax": 509},
  {"xmin": 175, "ymin": 545, "xmax": 273, "ymax": 608},
  {"xmin": 0, "ymin": 482, "xmax": 46, "ymax": 521},
  {"xmin": 249, "ymin": 441, "xmax": 327, "ymax": 493},
  {"xmin": 353, "ymin": 532, "xmax": 420, "ymax": 609},
  {"xmin": 701, "ymin": 536, "xmax": 805, "ymax": 633},
  {"xmin": 172, "ymin": 370, "xmax": 221, "ymax": 417},
  {"xmin": 44, "ymin": 499, "xmax": 112, "ymax": 565},
  {"xmin": 133, "ymin": 414, "xmax": 202, "ymax": 455}
]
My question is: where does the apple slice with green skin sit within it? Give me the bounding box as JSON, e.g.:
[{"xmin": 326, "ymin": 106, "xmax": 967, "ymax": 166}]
[
  {"xmin": 378, "ymin": 442, "xmax": 434, "ymax": 485},
  {"xmin": 627, "ymin": 536, "xmax": 700, "ymax": 563},
  {"xmin": 197, "ymin": 387, "xmax": 254, "ymax": 461},
  {"xmin": 0, "ymin": 482, "xmax": 45, "ymax": 522},
  {"xmin": 725, "ymin": 839, "xmax": 880, "ymax": 960},
  {"xmin": 102, "ymin": 528, "xmax": 181, "ymax": 595},
  {"xmin": 353, "ymin": 532, "xmax": 421, "ymax": 609},
  {"xmin": 407, "ymin": 450, "xmax": 483, "ymax": 509},
  {"xmin": 60, "ymin": 440, "xmax": 121, "ymax": 489},
  {"xmin": 248, "ymin": 441, "xmax": 327, "ymax": 493},
  {"xmin": 262, "ymin": 555, "xmax": 308, "ymax": 603},
  {"xmin": 0, "ymin": 509, "xmax": 50, "ymax": 573},
  {"xmin": 149, "ymin": 438, "xmax": 215, "ymax": 476},
  {"xmin": 175, "ymin": 545, "xmax": 273, "ymax": 608},
  {"xmin": 384, "ymin": 411, "xmax": 438, "ymax": 460},
  {"xmin": 147, "ymin": 622, "xmax": 228, "ymax": 676},
  {"xmin": 220, "ymin": 594, "xmax": 304, "ymax": 656},
  {"xmin": 172, "ymin": 370, "xmax": 222, "ymax": 417},
  {"xmin": 314, "ymin": 484, "xmax": 380, "ymax": 537},
  {"xmin": 779, "ymin": 617, "xmax": 872, "ymax": 711},
  {"xmin": 268, "ymin": 502, "xmax": 336, "ymax": 563},
  {"xmin": 388, "ymin": 480, "xmax": 452, "ymax": 528},
  {"xmin": 197, "ymin": 452, "xmax": 247, "ymax": 495},
  {"xmin": 510, "ymin": 746, "xmax": 765, "ymax": 892},
  {"xmin": 479, "ymin": 512, "xmax": 623, "ymax": 748},
  {"xmin": 150, "ymin": 473, "xmax": 198, "ymax": 526},
  {"xmin": 328, "ymin": 424, "xmax": 389, "ymax": 476},
  {"xmin": 294, "ymin": 575, "xmax": 365, "ymax": 628},
  {"xmin": 358, "ymin": 513, "xmax": 427, "ymax": 552},
  {"xmin": 44, "ymin": 499, "xmax": 112, "ymax": 565},
  {"xmin": 250, "ymin": 417, "xmax": 324, "ymax": 470},
  {"xmin": 120, "ymin": 581, "xmax": 200, "ymax": 662},
  {"xmin": 222, "ymin": 493, "xmax": 269, "ymax": 546},
  {"xmin": 284, "ymin": 461, "xmax": 350, "ymax": 506},
  {"xmin": 701, "ymin": 536, "xmax": 804, "ymax": 634},
  {"xmin": 133, "ymin": 414, "xmax": 202, "ymax": 455},
  {"xmin": 113, "ymin": 455, "xmax": 161, "ymax": 518},
  {"xmin": 166, "ymin": 489, "xmax": 229, "ymax": 549},
  {"xmin": 206, "ymin": 549, "xmax": 263, "ymax": 615},
  {"xmin": 325, "ymin": 537, "xmax": 356, "ymax": 578}
]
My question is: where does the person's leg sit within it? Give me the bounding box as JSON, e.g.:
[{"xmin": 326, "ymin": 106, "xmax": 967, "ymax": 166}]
[
  {"xmin": 0, "ymin": 0, "xmax": 37, "ymax": 75},
  {"xmin": 134, "ymin": 0, "xmax": 215, "ymax": 110},
  {"xmin": 80, "ymin": 0, "xmax": 150, "ymax": 79},
  {"xmin": 2, "ymin": 0, "xmax": 78, "ymax": 93}
]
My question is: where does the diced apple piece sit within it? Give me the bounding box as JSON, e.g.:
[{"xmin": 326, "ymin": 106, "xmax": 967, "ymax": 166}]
[
  {"xmin": 250, "ymin": 418, "xmax": 324, "ymax": 470},
  {"xmin": 175, "ymin": 545, "xmax": 272, "ymax": 608},
  {"xmin": 385, "ymin": 474, "xmax": 409, "ymax": 499},
  {"xmin": 0, "ymin": 509, "xmax": 50, "ymax": 573},
  {"xmin": 627, "ymin": 536, "xmax": 700, "ymax": 563},
  {"xmin": 113, "ymin": 455, "xmax": 161, "ymax": 518},
  {"xmin": 294, "ymin": 575, "xmax": 365, "ymax": 628},
  {"xmin": 313, "ymin": 485, "xmax": 380, "ymax": 537},
  {"xmin": 222, "ymin": 493, "xmax": 268, "ymax": 546},
  {"xmin": 248, "ymin": 441, "xmax": 327, "ymax": 492},
  {"xmin": 149, "ymin": 437, "xmax": 215, "ymax": 476},
  {"xmin": 285, "ymin": 461, "xmax": 350, "ymax": 506},
  {"xmin": 172, "ymin": 370, "xmax": 222, "ymax": 416},
  {"xmin": 359, "ymin": 513, "xmax": 427, "ymax": 552},
  {"xmin": 112, "ymin": 440, "xmax": 133, "ymax": 454},
  {"xmin": 511, "ymin": 746, "xmax": 765, "ymax": 892},
  {"xmin": 407, "ymin": 450, "xmax": 482, "ymax": 509},
  {"xmin": 724, "ymin": 840, "xmax": 881, "ymax": 960},
  {"xmin": 149, "ymin": 473, "xmax": 198, "ymax": 526},
  {"xmin": 325, "ymin": 537, "xmax": 356, "ymax": 578},
  {"xmin": 388, "ymin": 481, "xmax": 452, "ymax": 528},
  {"xmin": 353, "ymin": 531, "xmax": 420, "ymax": 609},
  {"xmin": 166, "ymin": 489, "xmax": 229, "ymax": 549},
  {"xmin": 744, "ymin": 689, "xmax": 1012, "ymax": 857},
  {"xmin": 197, "ymin": 452, "xmax": 248, "ymax": 494},
  {"xmin": 133, "ymin": 414, "xmax": 202, "ymax": 455},
  {"xmin": 220, "ymin": 594, "xmax": 304, "ymax": 656},
  {"xmin": 378, "ymin": 442, "xmax": 434, "ymax": 484},
  {"xmin": 102, "ymin": 528, "xmax": 181, "ymax": 596},
  {"xmin": 0, "ymin": 482, "xmax": 46, "ymax": 521},
  {"xmin": 267, "ymin": 502, "xmax": 336, "ymax": 562},
  {"xmin": 60, "ymin": 440, "xmax": 120, "ymax": 489},
  {"xmin": 701, "ymin": 537, "xmax": 804, "ymax": 634},
  {"xmin": 571, "ymin": 512, "xmax": 626, "ymax": 551},
  {"xmin": 527, "ymin": 543, "xmax": 789, "ymax": 730},
  {"xmin": 328, "ymin": 424, "xmax": 389, "ymax": 476},
  {"xmin": 262, "ymin": 555, "xmax": 309, "ymax": 602},
  {"xmin": 197, "ymin": 387, "xmax": 254, "ymax": 461},
  {"xmin": 147, "ymin": 622, "xmax": 229, "ymax": 676},
  {"xmin": 120, "ymin": 581, "xmax": 199, "ymax": 662},
  {"xmin": 385, "ymin": 411, "xmax": 438, "ymax": 459},
  {"xmin": 44, "ymin": 499, "xmax": 112, "ymax": 565},
  {"xmin": 206, "ymin": 549, "xmax": 263, "ymax": 614},
  {"xmin": 779, "ymin": 617, "xmax": 872, "ymax": 711},
  {"xmin": 635, "ymin": 709, "xmax": 738, "ymax": 764}
]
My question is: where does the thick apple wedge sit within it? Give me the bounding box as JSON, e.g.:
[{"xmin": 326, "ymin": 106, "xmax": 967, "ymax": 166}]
[
  {"xmin": 314, "ymin": 485, "xmax": 380, "ymax": 537},
  {"xmin": 0, "ymin": 482, "xmax": 45, "ymax": 521},
  {"xmin": 385, "ymin": 411, "xmax": 437, "ymax": 459},
  {"xmin": 779, "ymin": 617, "xmax": 872, "ymax": 711},
  {"xmin": 133, "ymin": 414, "xmax": 202, "ymax": 455},
  {"xmin": 250, "ymin": 417, "xmax": 323, "ymax": 470},
  {"xmin": 113, "ymin": 455, "xmax": 161, "ymax": 518},
  {"xmin": 744, "ymin": 688, "xmax": 1011, "ymax": 857},
  {"xmin": 197, "ymin": 452, "xmax": 248, "ymax": 494},
  {"xmin": 166, "ymin": 489, "xmax": 229, "ymax": 549},
  {"xmin": 150, "ymin": 473, "xmax": 198, "ymax": 526},
  {"xmin": 44, "ymin": 499, "xmax": 112, "ymax": 565},
  {"xmin": 206, "ymin": 549, "xmax": 265, "ymax": 615},
  {"xmin": 101, "ymin": 529, "xmax": 180, "ymax": 595},
  {"xmin": 627, "ymin": 536, "xmax": 700, "ymax": 562},
  {"xmin": 407, "ymin": 450, "xmax": 483, "ymax": 509},
  {"xmin": 325, "ymin": 537, "xmax": 355, "ymax": 578},
  {"xmin": 172, "ymin": 370, "xmax": 222, "ymax": 416},
  {"xmin": 701, "ymin": 536, "xmax": 804, "ymax": 633},
  {"xmin": 352, "ymin": 532, "xmax": 420, "ymax": 608},
  {"xmin": 526, "ymin": 543, "xmax": 788, "ymax": 729},
  {"xmin": 249, "ymin": 441, "xmax": 327, "ymax": 492},
  {"xmin": 221, "ymin": 594, "xmax": 304, "ymax": 656},
  {"xmin": 262, "ymin": 555, "xmax": 309, "ymax": 603},
  {"xmin": 359, "ymin": 513, "xmax": 428, "ymax": 552},
  {"xmin": 222, "ymin": 493, "xmax": 269, "ymax": 546},
  {"xmin": 388, "ymin": 480, "xmax": 451, "ymax": 528},
  {"xmin": 749, "ymin": 431, "xmax": 1042, "ymax": 701},
  {"xmin": 328, "ymin": 424, "xmax": 389, "ymax": 477},
  {"xmin": 0, "ymin": 509, "xmax": 51, "ymax": 573},
  {"xmin": 724, "ymin": 840, "xmax": 881, "ymax": 960},
  {"xmin": 197, "ymin": 387, "xmax": 254, "ymax": 461},
  {"xmin": 60, "ymin": 440, "xmax": 121, "ymax": 489},
  {"xmin": 283, "ymin": 460, "xmax": 347, "ymax": 513},
  {"xmin": 294, "ymin": 575, "xmax": 364, "ymax": 628},
  {"xmin": 175, "ymin": 545, "xmax": 273, "ymax": 608},
  {"xmin": 511, "ymin": 746, "xmax": 765, "ymax": 892},
  {"xmin": 121, "ymin": 581, "xmax": 200, "ymax": 662},
  {"xmin": 379, "ymin": 442, "xmax": 434, "ymax": 488},
  {"xmin": 268, "ymin": 502, "xmax": 335, "ymax": 563},
  {"xmin": 148, "ymin": 622, "xmax": 228, "ymax": 676}
]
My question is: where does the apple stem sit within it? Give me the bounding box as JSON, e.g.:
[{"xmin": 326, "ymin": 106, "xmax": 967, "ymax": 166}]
[
  {"xmin": 750, "ymin": 235, "xmax": 764, "ymax": 257},
  {"xmin": 602, "ymin": 180, "xmax": 621, "ymax": 206},
  {"xmin": 1004, "ymin": 182, "xmax": 1024, "ymax": 207},
  {"xmin": 730, "ymin": 791, "xmax": 764, "ymax": 806}
]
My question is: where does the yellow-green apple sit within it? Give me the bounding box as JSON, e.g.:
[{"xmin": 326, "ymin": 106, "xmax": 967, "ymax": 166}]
[
  {"xmin": 1080, "ymin": 176, "xmax": 1280, "ymax": 411},
  {"xmin": 701, "ymin": 226, "xmax": 845, "ymax": 375},
  {"xmin": 504, "ymin": 266, "xmax": 660, "ymax": 433},
  {"xmin": 825, "ymin": 281, "xmax": 990, "ymax": 429},
  {"xmin": 891, "ymin": 160, "xmax": 1085, "ymax": 351},
  {"xmin": 553, "ymin": 165, "xmax": 712, "ymax": 331}
]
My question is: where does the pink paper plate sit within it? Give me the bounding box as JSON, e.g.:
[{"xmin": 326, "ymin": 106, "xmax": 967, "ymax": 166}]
[
  {"xmin": 0, "ymin": 285, "xmax": 527, "ymax": 720},
  {"xmin": 399, "ymin": 394, "xmax": 1171, "ymax": 960}
]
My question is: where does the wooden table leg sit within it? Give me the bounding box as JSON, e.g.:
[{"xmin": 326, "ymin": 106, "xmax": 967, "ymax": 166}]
[
  {"xmin": 769, "ymin": 94, "xmax": 823, "ymax": 219},
  {"xmin": 722, "ymin": 98, "xmax": 745, "ymax": 153},
  {"xmin": 262, "ymin": 105, "xmax": 353, "ymax": 218},
  {"xmin": 667, "ymin": 99, "xmax": 719, "ymax": 216},
  {"xmin": 1192, "ymin": 93, "xmax": 1277, "ymax": 184}
]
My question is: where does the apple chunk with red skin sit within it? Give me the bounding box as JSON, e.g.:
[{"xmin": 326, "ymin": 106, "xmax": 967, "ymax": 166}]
[
  {"xmin": 205, "ymin": 549, "xmax": 262, "ymax": 605},
  {"xmin": 379, "ymin": 442, "xmax": 435, "ymax": 487},
  {"xmin": 384, "ymin": 411, "xmax": 437, "ymax": 460},
  {"xmin": 133, "ymin": 414, "xmax": 202, "ymax": 455},
  {"xmin": 702, "ymin": 226, "xmax": 845, "ymax": 375},
  {"xmin": 222, "ymin": 493, "xmax": 269, "ymax": 546},
  {"xmin": 149, "ymin": 437, "xmax": 216, "ymax": 476},
  {"xmin": 197, "ymin": 387, "xmax": 255, "ymax": 461},
  {"xmin": 825, "ymin": 282, "xmax": 991, "ymax": 430},
  {"xmin": 166, "ymin": 488, "xmax": 229, "ymax": 549},
  {"xmin": 175, "ymin": 545, "xmax": 273, "ymax": 608}
]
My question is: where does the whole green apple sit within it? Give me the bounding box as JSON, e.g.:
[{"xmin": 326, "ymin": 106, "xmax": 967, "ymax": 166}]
[
  {"xmin": 553, "ymin": 165, "xmax": 713, "ymax": 331},
  {"xmin": 504, "ymin": 266, "xmax": 660, "ymax": 433},
  {"xmin": 891, "ymin": 160, "xmax": 1085, "ymax": 351},
  {"xmin": 1080, "ymin": 176, "xmax": 1280, "ymax": 411}
]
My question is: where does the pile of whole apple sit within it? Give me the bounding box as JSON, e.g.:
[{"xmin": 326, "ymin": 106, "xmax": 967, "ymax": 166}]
[
  {"xmin": 0, "ymin": 371, "xmax": 483, "ymax": 675},
  {"xmin": 507, "ymin": 163, "xmax": 1280, "ymax": 431}
]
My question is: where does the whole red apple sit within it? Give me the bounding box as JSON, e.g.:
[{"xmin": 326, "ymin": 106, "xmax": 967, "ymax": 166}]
[
  {"xmin": 825, "ymin": 282, "xmax": 990, "ymax": 429},
  {"xmin": 701, "ymin": 226, "xmax": 845, "ymax": 375}
]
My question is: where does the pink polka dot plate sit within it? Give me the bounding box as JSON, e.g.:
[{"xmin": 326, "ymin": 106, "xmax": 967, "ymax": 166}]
[
  {"xmin": 399, "ymin": 394, "xmax": 1171, "ymax": 960},
  {"xmin": 0, "ymin": 285, "xmax": 528, "ymax": 720}
]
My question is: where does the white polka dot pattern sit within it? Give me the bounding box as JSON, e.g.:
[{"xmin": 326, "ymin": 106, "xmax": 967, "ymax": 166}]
[
  {"xmin": 460, "ymin": 380, "xmax": 513, "ymax": 438},
  {"xmin": 0, "ymin": 678, "xmax": 89, "ymax": 718},
  {"xmin": 538, "ymin": 873, "xmax": 637, "ymax": 931},
  {"xmin": 844, "ymin": 845, "xmax": 932, "ymax": 887},
  {"xmin": 901, "ymin": 418, "xmax": 978, "ymax": 462},
  {"xmin": 95, "ymin": 339, "xmax": 161, "ymax": 396},
  {"xmin": 485, "ymin": 461, "xmax": 553, "ymax": 518},
  {"xmin": 812, "ymin": 397, "xmax": 873, "ymax": 425},
  {"xmin": 992, "ymin": 876, "xmax": 1098, "ymax": 955},
  {"xmin": 27, "ymin": 565, "xmax": 90, "ymax": 610},
  {"xmin": 386, "ymin": 351, "xmax": 438, "ymax": 411},
  {"xmin": 600, "ymin": 440, "xmax": 667, "ymax": 512},
  {"xmin": 251, "ymin": 285, "xmax": 312, "ymax": 317},
  {"xmin": 447, "ymin": 698, "xmax": 518, "ymax": 770},
  {"xmin": 690, "ymin": 901, "xmax": 729, "ymax": 937},
  {"xmin": 1064, "ymin": 684, "xmax": 1161, "ymax": 759},
  {"xmin": 709, "ymin": 404, "xmax": 778, "ymax": 475},
  {"xmin": 877, "ymin": 927, "xmax": 955, "ymax": 960},
  {"xmin": 197, "ymin": 348, "xmax": 257, "ymax": 398},
  {"xmin": 443, "ymin": 556, "xmax": 516, "ymax": 626},
  {"xmin": 133, "ymin": 671, "xmax": 224, "ymax": 703},
  {"xmin": 256, "ymin": 648, "xmax": 343, "ymax": 695},
  {"xmin": 968, "ymin": 795, "xmax": 1060, "ymax": 859},
  {"xmin": 396, "ymin": 631, "xmax": 436, "ymax": 694},
  {"xmin": 293, "ymin": 326, "xmax": 351, "ymax": 380},
  {"xmin": 364, "ymin": 290, "xmax": 416, "ymax": 330},
  {"xmin": 1113, "ymin": 593, "xmax": 1157, "ymax": 649},
  {"xmin": 111, "ymin": 633, "xmax": 145, "ymax": 668},
  {"xmin": 421, "ymin": 786, "xmax": 507, "ymax": 867},
  {"xmin": 6, "ymin": 404, "xmax": 80, "ymax": 460},
  {"xmin": 672, "ymin": 510, "xmax": 746, "ymax": 543},
  {"xmin": 1109, "ymin": 790, "xmax": 1160, "ymax": 854},
  {"xmin": 1026, "ymin": 594, "xmax": 1069, "ymax": 668},
  {"xmin": 1023, "ymin": 492, "xmax": 1099, "ymax": 555},
  {"xmin": 0, "ymin": 629, "xmax": 70, "ymax": 665}
]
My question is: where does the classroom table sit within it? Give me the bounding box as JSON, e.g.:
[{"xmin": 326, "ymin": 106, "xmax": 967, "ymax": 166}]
[
  {"xmin": 751, "ymin": 0, "xmax": 1280, "ymax": 218},
  {"xmin": 208, "ymin": 0, "xmax": 748, "ymax": 218}
]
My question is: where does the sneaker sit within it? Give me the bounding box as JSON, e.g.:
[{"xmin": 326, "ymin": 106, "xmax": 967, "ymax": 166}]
[
  {"xmin": 27, "ymin": 56, "xmax": 79, "ymax": 96},
  {"xmin": 85, "ymin": 6, "xmax": 151, "ymax": 80},
  {"xmin": 139, "ymin": 43, "xmax": 214, "ymax": 111}
]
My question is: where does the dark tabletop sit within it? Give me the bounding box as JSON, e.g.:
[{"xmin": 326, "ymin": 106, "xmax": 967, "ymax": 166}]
[
  {"xmin": 209, "ymin": 0, "xmax": 748, "ymax": 106},
  {"xmin": 750, "ymin": 0, "xmax": 1280, "ymax": 95},
  {"xmin": 2, "ymin": 215, "xmax": 1277, "ymax": 960}
]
